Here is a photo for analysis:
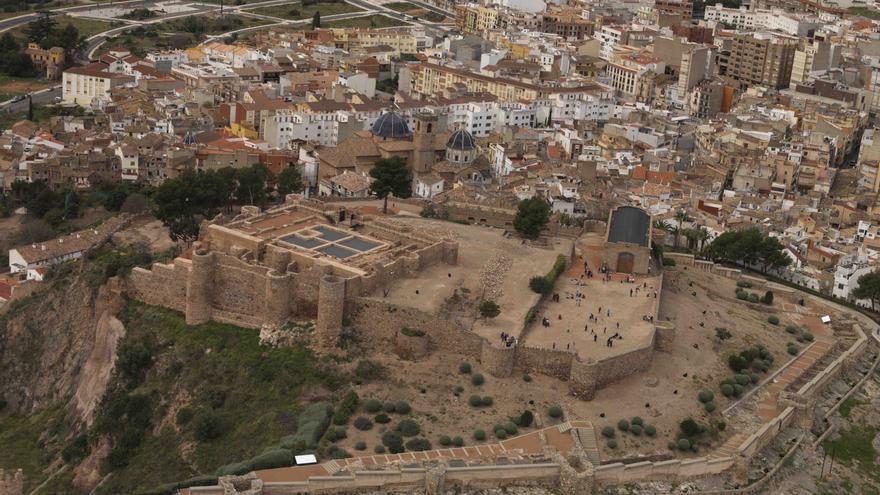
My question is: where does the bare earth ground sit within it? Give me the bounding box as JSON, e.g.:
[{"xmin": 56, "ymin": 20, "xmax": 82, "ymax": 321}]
[
  {"xmin": 111, "ymin": 216, "xmax": 176, "ymax": 252},
  {"xmin": 330, "ymin": 234, "xmax": 829, "ymax": 460}
]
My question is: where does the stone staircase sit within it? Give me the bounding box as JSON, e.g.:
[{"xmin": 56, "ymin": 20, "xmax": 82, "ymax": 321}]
[
  {"xmin": 710, "ymin": 431, "xmax": 749, "ymax": 459},
  {"xmin": 572, "ymin": 426, "xmax": 601, "ymax": 465},
  {"xmin": 323, "ymin": 459, "xmax": 343, "ymax": 474}
]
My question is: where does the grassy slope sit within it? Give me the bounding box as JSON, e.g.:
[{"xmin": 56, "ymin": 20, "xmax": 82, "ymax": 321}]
[
  {"xmin": 93, "ymin": 301, "xmax": 342, "ymax": 494},
  {"xmin": 848, "ymin": 7, "xmax": 880, "ymax": 20},
  {"xmin": 324, "ymin": 14, "xmax": 405, "ymax": 28},
  {"xmin": 248, "ymin": 2, "xmax": 364, "ymax": 20},
  {"xmin": 381, "ymin": 1, "xmax": 417, "ymax": 11},
  {"xmin": 0, "ymin": 407, "xmax": 67, "ymax": 493}
]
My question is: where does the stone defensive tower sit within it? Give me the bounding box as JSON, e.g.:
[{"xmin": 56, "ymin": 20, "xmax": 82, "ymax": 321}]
[
  {"xmin": 186, "ymin": 249, "xmax": 215, "ymax": 325},
  {"xmin": 316, "ymin": 274, "xmax": 346, "ymax": 347}
]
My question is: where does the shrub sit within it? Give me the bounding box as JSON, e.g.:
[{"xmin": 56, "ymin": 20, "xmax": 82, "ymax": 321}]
[
  {"xmin": 459, "ymin": 362, "xmax": 472, "ymax": 374},
  {"xmin": 548, "ymin": 406, "xmax": 563, "ymax": 418},
  {"xmin": 354, "ymin": 360, "xmax": 386, "ymax": 382},
  {"xmin": 677, "ymin": 438, "xmax": 691, "ymax": 450},
  {"xmin": 662, "ymin": 257, "xmax": 676, "ymax": 266},
  {"xmin": 374, "ymin": 413, "xmax": 391, "ymax": 424},
  {"xmin": 631, "ymin": 416, "xmax": 644, "ymax": 426},
  {"xmin": 283, "ymin": 402, "xmax": 332, "ymax": 450},
  {"xmin": 397, "ymin": 419, "xmax": 420, "ymax": 437},
  {"xmin": 216, "ymin": 462, "xmax": 253, "ymax": 476},
  {"xmin": 785, "ymin": 325, "xmax": 798, "ymax": 334},
  {"xmin": 749, "ymin": 373, "xmax": 761, "ymax": 384},
  {"xmin": 803, "ymin": 332, "xmax": 814, "ymax": 342},
  {"xmin": 469, "ymin": 395, "xmax": 482, "ymax": 407},
  {"xmin": 495, "ymin": 429, "xmax": 508, "ymax": 439},
  {"xmin": 62, "ymin": 435, "xmax": 89, "ymax": 464},
  {"xmin": 679, "ymin": 418, "xmax": 701, "ymax": 437},
  {"xmin": 733, "ymin": 384, "xmax": 744, "ymax": 396},
  {"xmin": 194, "ymin": 412, "xmax": 223, "ymax": 442},
  {"xmin": 519, "ymin": 410, "xmax": 534, "ymax": 427},
  {"xmin": 381, "ymin": 431, "xmax": 404, "ymax": 452},
  {"xmin": 479, "ymin": 300, "xmax": 501, "ymax": 318},
  {"xmin": 400, "ymin": 326, "xmax": 425, "ymax": 337},
  {"xmin": 736, "ymin": 280, "xmax": 752, "ymax": 288},
  {"xmin": 704, "ymin": 402, "xmax": 716, "ymax": 413},
  {"xmin": 630, "ymin": 424, "xmax": 643, "ymax": 436},
  {"xmin": 668, "ymin": 441, "xmax": 678, "ymax": 450},
  {"xmin": 406, "ymin": 438, "xmax": 432, "ymax": 451},
  {"xmin": 374, "ymin": 445, "xmax": 386, "ymax": 454},
  {"xmin": 734, "ymin": 374, "xmax": 751, "ymax": 386},
  {"xmin": 355, "ymin": 441, "xmax": 367, "ymax": 450},
  {"xmin": 395, "ymin": 401, "xmax": 411, "ymax": 414},
  {"xmin": 767, "ymin": 315, "xmax": 780, "ymax": 325},
  {"xmin": 383, "ymin": 401, "xmax": 396, "ymax": 413},
  {"xmin": 644, "ymin": 425, "xmax": 656, "ymax": 437},
  {"xmin": 717, "ymin": 421, "xmax": 727, "ymax": 431},
  {"xmin": 787, "ymin": 344, "xmax": 799, "ymax": 356},
  {"xmin": 618, "ymin": 419, "xmax": 629, "ymax": 431},
  {"xmin": 474, "ymin": 429, "xmax": 487, "ymax": 441},
  {"xmin": 529, "ymin": 276, "xmax": 553, "ymax": 294},
  {"xmin": 761, "ymin": 291, "xmax": 774, "ymax": 305},
  {"xmin": 607, "ymin": 439, "xmax": 618, "ymax": 449},
  {"xmin": 333, "ymin": 391, "xmax": 359, "ymax": 425},
  {"xmin": 748, "ymin": 293, "xmax": 759, "ymax": 303},
  {"xmin": 439, "ymin": 435, "xmax": 452, "ymax": 446},
  {"xmin": 453, "ymin": 436, "xmax": 464, "ymax": 447},
  {"xmin": 728, "ymin": 354, "xmax": 748, "ymax": 372},
  {"xmin": 698, "ymin": 390, "xmax": 714, "ymax": 403},
  {"xmin": 176, "ymin": 407, "xmax": 194, "ymax": 426},
  {"xmin": 522, "ymin": 374, "xmax": 532, "ymax": 382},
  {"xmin": 715, "ymin": 328, "xmax": 732, "ymax": 340},
  {"xmin": 353, "ymin": 417, "xmax": 373, "ymax": 431},
  {"xmin": 720, "ymin": 384, "xmax": 734, "ymax": 397},
  {"xmin": 334, "ymin": 426, "xmax": 347, "ymax": 439},
  {"xmin": 250, "ymin": 449, "xmax": 292, "ymax": 470},
  {"xmin": 601, "ymin": 426, "xmax": 615, "ymax": 438},
  {"xmin": 471, "ymin": 373, "xmax": 485, "ymax": 386},
  {"xmin": 364, "ymin": 399, "xmax": 382, "ymax": 413},
  {"xmin": 482, "ymin": 396, "xmax": 493, "ymax": 407},
  {"xmin": 736, "ymin": 292, "xmax": 748, "ymax": 300},
  {"xmin": 504, "ymin": 422, "xmax": 518, "ymax": 435}
]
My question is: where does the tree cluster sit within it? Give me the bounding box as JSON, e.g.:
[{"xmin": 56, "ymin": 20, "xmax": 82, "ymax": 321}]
[
  {"xmin": 704, "ymin": 228, "xmax": 791, "ymax": 273},
  {"xmin": 24, "ymin": 15, "xmax": 83, "ymax": 51},
  {"xmin": 0, "ymin": 33, "xmax": 36, "ymax": 78},
  {"xmin": 513, "ymin": 197, "xmax": 550, "ymax": 239},
  {"xmin": 853, "ymin": 271, "xmax": 880, "ymax": 310}
]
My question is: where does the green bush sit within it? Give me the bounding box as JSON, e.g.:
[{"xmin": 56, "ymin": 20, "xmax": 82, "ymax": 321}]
[
  {"xmin": 354, "ymin": 360, "xmax": 386, "ymax": 382},
  {"xmin": 383, "ymin": 401, "xmax": 396, "ymax": 413},
  {"xmin": 717, "ymin": 420, "xmax": 727, "ymax": 431},
  {"xmin": 459, "ymin": 362, "xmax": 472, "ymax": 374},
  {"xmin": 334, "ymin": 426, "xmax": 347, "ymax": 439},
  {"xmin": 469, "ymin": 395, "xmax": 482, "ymax": 407},
  {"xmin": 679, "ymin": 418, "xmax": 701, "ymax": 437},
  {"xmin": 479, "ymin": 300, "xmax": 501, "ymax": 318},
  {"xmin": 749, "ymin": 373, "xmax": 760, "ymax": 384},
  {"xmin": 176, "ymin": 407, "xmax": 194, "ymax": 426},
  {"xmin": 333, "ymin": 391, "xmax": 359, "ymax": 425},
  {"xmin": 734, "ymin": 374, "xmax": 750, "ymax": 386},
  {"xmin": 504, "ymin": 422, "xmax": 518, "ymax": 435},
  {"xmin": 381, "ymin": 431, "xmax": 404, "ymax": 453},
  {"xmin": 631, "ymin": 416, "xmax": 644, "ymax": 426},
  {"xmin": 630, "ymin": 424, "xmax": 643, "ymax": 436},
  {"xmin": 439, "ymin": 435, "xmax": 452, "ymax": 446},
  {"xmin": 548, "ymin": 405, "xmax": 563, "ymax": 418},
  {"xmin": 495, "ymin": 429, "xmax": 508, "ymax": 439},
  {"xmin": 767, "ymin": 315, "xmax": 779, "ymax": 325},
  {"xmin": 364, "ymin": 399, "xmax": 382, "ymax": 413},
  {"xmin": 785, "ymin": 325, "xmax": 798, "ymax": 334},
  {"xmin": 720, "ymin": 384, "xmax": 734, "ymax": 397},
  {"xmin": 748, "ymin": 293, "xmax": 759, "ymax": 303},
  {"xmin": 607, "ymin": 439, "xmax": 618, "ymax": 449},
  {"xmin": 374, "ymin": 445, "xmax": 386, "ymax": 454},
  {"xmin": 529, "ymin": 276, "xmax": 553, "ymax": 294},
  {"xmin": 474, "ymin": 429, "xmax": 487, "ymax": 441},
  {"xmin": 395, "ymin": 400, "xmax": 411, "ymax": 414},
  {"xmin": 733, "ymin": 384, "xmax": 744, "ymax": 396},
  {"xmin": 61, "ymin": 435, "xmax": 89, "ymax": 464},
  {"xmin": 397, "ymin": 419, "xmax": 420, "ymax": 437},
  {"xmin": 677, "ymin": 438, "xmax": 691, "ymax": 450},
  {"xmin": 761, "ymin": 291, "xmax": 773, "ymax": 305},
  {"xmin": 194, "ymin": 412, "xmax": 223, "ymax": 442},
  {"xmin": 522, "ymin": 374, "xmax": 532, "ymax": 382},
  {"xmin": 704, "ymin": 401, "xmax": 716, "ymax": 413},
  {"xmin": 788, "ymin": 344, "xmax": 799, "ymax": 355},
  {"xmin": 355, "ymin": 441, "xmax": 367, "ymax": 450},
  {"xmin": 662, "ymin": 257, "xmax": 677, "ymax": 266},
  {"xmin": 482, "ymin": 396, "xmax": 493, "ymax": 407},
  {"xmin": 519, "ymin": 410, "xmax": 534, "ymax": 427},
  {"xmin": 735, "ymin": 291, "xmax": 748, "ymax": 300},
  {"xmin": 601, "ymin": 426, "xmax": 615, "ymax": 438},
  {"xmin": 803, "ymin": 332, "xmax": 814, "ymax": 342},
  {"xmin": 452, "ymin": 436, "xmax": 464, "ymax": 447},
  {"xmin": 668, "ymin": 441, "xmax": 677, "ymax": 450},
  {"xmin": 374, "ymin": 413, "xmax": 391, "ymax": 424},
  {"xmin": 353, "ymin": 417, "xmax": 373, "ymax": 431},
  {"xmin": 400, "ymin": 326, "xmax": 425, "ymax": 337},
  {"xmin": 406, "ymin": 438, "xmax": 432, "ymax": 451},
  {"xmin": 736, "ymin": 280, "xmax": 752, "ymax": 288},
  {"xmin": 471, "ymin": 373, "xmax": 485, "ymax": 386},
  {"xmin": 287, "ymin": 402, "xmax": 332, "ymax": 449},
  {"xmin": 249, "ymin": 449, "xmax": 292, "ymax": 470},
  {"xmin": 715, "ymin": 328, "xmax": 732, "ymax": 340},
  {"xmin": 618, "ymin": 419, "xmax": 629, "ymax": 431},
  {"xmin": 644, "ymin": 425, "xmax": 656, "ymax": 437},
  {"xmin": 698, "ymin": 390, "xmax": 714, "ymax": 403},
  {"xmin": 216, "ymin": 462, "xmax": 253, "ymax": 476}
]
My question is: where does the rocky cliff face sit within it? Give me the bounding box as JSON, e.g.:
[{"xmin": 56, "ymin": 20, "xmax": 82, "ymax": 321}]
[{"xmin": 0, "ymin": 275, "xmax": 126, "ymax": 424}]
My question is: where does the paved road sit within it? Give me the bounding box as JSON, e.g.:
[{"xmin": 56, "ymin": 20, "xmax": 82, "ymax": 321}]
[{"xmin": 0, "ymin": 86, "xmax": 61, "ymax": 113}]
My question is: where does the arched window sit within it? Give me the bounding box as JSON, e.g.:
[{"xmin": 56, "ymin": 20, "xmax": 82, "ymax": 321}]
[{"xmin": 427, "ymin": 123, "xmax": 432, "ymax": 133}]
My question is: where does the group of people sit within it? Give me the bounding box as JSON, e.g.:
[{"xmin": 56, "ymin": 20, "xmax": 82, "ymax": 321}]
[{"xmin": 499, "ymin": 331, "xmax": 517, "ymax": 348}]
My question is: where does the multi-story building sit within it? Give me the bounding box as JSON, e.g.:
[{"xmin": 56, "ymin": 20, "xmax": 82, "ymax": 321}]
[
  {"xmin": 790, "ymin": 36, "xmax": 841, "ymax": 85},
  {"xmin": 704, "ymin": 6, "xmax": 821, "ymax": 36},
  {"xmin": 718, "ymin": 32, "xmax": 798, "ymax": 89},
  {"xmin": 62, "ymin": 63, "xmax": 135, "ymax": 106},
  {"xmin": 540, "ymin": 9, "xmax": 594, "ymax": 40},
  {"xmin": 654, "ymin": 0, "xmax": 693, "ymax": 19}
]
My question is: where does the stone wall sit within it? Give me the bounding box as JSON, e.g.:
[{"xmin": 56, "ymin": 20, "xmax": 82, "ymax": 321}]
[
  {"xmin": 394, "ymin": 328, "xmax": 429, "ymax": 360},
  {"xmin": 514, "ymin": 346, "xmax": 575, "ymax": 381},
  {"xmin": 126, "ymin": 260, "xmax": 189, "ymax": 313}
]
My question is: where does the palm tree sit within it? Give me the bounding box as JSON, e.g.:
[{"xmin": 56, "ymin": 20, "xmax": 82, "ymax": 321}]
[
  {"xmin": 674, "ymin": 210, "xmax": 691, "ymax": 249},
  {"xmin": 695, "ymin": 228, "xmax": 710, "ymax": 253},
  {"xmin": 653, "ymin": 220, "xmax": 671, "ymax": 247}
]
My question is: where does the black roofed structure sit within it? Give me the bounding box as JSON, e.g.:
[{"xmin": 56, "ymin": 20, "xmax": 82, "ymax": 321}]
[
  {"xmin": 370, "ymin": 111, "xmax": 411, "ymax": 139},
  {"xmin": 603, "ymin": 205, "xmax": 653, "ymax": 274}
]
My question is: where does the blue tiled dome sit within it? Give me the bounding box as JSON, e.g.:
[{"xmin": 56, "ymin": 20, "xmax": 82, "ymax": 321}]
[
  {"xmin": 370, "ymin": 111, "xmax": 411, "ymax": 139},
  {"xmin": 446, "ymin": 129, "xmax": 475, "ymax": 150}
]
